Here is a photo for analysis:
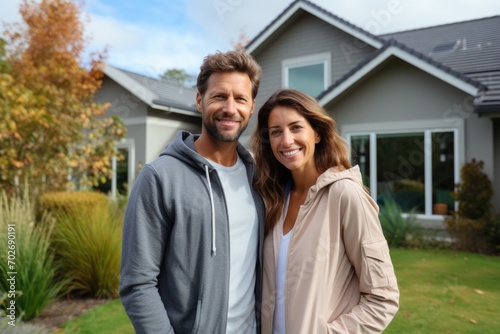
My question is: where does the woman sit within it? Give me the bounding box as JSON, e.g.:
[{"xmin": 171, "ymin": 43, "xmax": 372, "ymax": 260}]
[{"xmin": 250, "ymin": 89, "xmax": 399, "ymax": 333}]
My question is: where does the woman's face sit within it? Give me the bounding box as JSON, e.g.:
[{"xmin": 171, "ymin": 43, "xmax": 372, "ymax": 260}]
[{"xmin": 267, "ymin": 106, "xmax": 320, "ymax": 175}]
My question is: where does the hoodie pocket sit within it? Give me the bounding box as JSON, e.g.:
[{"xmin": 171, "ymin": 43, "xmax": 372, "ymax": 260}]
[{"xmin": 362, "ymin": 239, "xmax": 393, "ymax": 288}]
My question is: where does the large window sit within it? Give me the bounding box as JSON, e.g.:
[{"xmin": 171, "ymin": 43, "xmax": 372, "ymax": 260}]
[
  {"xmin": 283, "ymin": 53, "xmax": 331, "ymax": 97},
  {"xmin": 349, "ymin": 130, "xmax": 457, "ymax": 216}
]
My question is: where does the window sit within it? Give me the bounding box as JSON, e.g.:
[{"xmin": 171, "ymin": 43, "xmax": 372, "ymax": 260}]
[
  {"xmin": 93, "ymin": 139, "xmax": 135, "ymax": 198},
  {"xmin": 349, "ymin": 130, "xmax": 457, "ymax": 216},
  {"xmin": 283, "ymin": 53, "xmax": 331, "ymax": 97}
]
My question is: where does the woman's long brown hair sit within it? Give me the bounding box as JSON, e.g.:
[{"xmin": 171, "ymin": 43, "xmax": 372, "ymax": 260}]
[{"xmin": 250, "ymin": 89, "xmax": 351, "ymax": 235}]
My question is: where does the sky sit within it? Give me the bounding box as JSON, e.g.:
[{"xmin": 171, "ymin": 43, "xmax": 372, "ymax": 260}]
[{"xmin": 1, "ymin": 0, "xmax": 500, "ymax": 78}]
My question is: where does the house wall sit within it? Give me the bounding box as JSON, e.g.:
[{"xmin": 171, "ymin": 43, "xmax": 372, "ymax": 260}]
[
  {"xmin": 145, "ymin": 116, "xmax": 201, "ymax": 164},
  {"xmin": 95, "ymin": 76, "xmax": 202, "ymax": 188},
  {"xmin": 243, "ymin": 12, "xmax": 377, "ymax": 144},
  {"xmin": 325, "ymin": 58, "xmax": 495, "ymax": 227}
]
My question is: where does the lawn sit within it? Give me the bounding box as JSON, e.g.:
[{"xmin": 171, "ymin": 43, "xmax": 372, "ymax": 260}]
[{"xmin": 59, "ymin": 249, "xmax": 500, "ymax": 333}]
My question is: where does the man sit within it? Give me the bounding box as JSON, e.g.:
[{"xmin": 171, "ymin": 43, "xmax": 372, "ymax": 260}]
[{"xmin": 120, "ymin": 50, "xmax": 265, "ymax": 334}]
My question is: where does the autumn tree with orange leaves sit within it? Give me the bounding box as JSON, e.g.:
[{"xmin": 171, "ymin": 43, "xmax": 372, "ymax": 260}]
[{"xmin": 0, "ymin": 0, "xmax": 125, "ymax": 194}]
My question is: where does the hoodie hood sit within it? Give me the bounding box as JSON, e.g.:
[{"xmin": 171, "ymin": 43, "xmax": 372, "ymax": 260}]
[
  {"xmin": 303, "ymin": 165, "xmax": 368, "ymax": 207},
  {"xmin": 160, "ymin": 130, "xmax": 257, "ymax": 173},
  {"xmin": 314, "ymin": 165, "xmax": 364, "ymax": 191}
]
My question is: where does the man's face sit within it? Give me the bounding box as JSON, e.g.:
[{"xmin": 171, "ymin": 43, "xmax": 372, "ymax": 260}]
[{"xmin": 196, "ymin": 71, "xmax": 255, "ymax": 142}]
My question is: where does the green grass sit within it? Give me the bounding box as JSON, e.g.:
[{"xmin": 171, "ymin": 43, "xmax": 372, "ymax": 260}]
[
  {"xmin": 58, "ymin": 249, "xmax": 500, "ymax": 333},
  {"xmin": 386, "ymin": 249, "xmax": 500, "ymax": 334},
  {"xmin": 59, "ymin": 299, "xmax": 133, "ymax": 334}
]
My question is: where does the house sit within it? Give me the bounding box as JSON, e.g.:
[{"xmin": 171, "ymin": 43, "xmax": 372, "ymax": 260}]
[
  {"xmin": 95, "ymin": 0, "xmax": 499, "ymax": 229},
  {"xmin": 240, "ymin": 0, "xmax": 499, "ymax": 228},
  {"xmin": 94, "ymin": 65, "xmax": 201, "ymax": 196}
]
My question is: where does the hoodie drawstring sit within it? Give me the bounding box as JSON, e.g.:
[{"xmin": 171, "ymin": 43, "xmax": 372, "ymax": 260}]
[{"xmin": 204, "ymin": 165, "xmax": 217, "ymax": 256}]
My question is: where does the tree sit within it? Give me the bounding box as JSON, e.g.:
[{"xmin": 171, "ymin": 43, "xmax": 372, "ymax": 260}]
[
  {"xmin": 160, "ymin": 68, "xmax": 196, "ymax": 87},
  {"xmin": 231, "ymin": 29, "xmax": 251, "ymax": 51},
  {"xmin": 0, "ymin": 0, "xmax": 125, "ymax": 194},
  {"xmin": 0, "ymin": 38, "xmax": 9, "ymax": 73}
]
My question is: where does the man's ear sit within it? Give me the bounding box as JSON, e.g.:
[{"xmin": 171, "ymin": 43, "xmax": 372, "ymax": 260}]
[{"xmin": 196, "ymin": 92, "xmax": 203, "ymax": 113}]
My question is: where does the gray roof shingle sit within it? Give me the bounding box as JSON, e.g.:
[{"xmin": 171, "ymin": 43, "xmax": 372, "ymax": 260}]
[{"xmin": 381, "ymin": 16, "xmax": 500, "ymax": 113}]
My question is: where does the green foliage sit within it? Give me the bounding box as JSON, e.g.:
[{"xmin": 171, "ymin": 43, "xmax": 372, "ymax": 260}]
[
  {"xmin": 51, "ymin": 203, "xmax": 122, "ymax": 298},
  {"xmin": 0, "ymin": 190, "xmax": 64, "ymax": 321},
  {"xmin": 378, "ymin": 197, "xmax": 416, "ymax": 248},
  {"xmin": 38, "ymin": 190, "xmax": 109, "ymax": 218},
  {"xmin": 486, "ymin": 214, "xmax": 500, "ymax": 254},
  {"xmin": 160, "ymin": 68, "xmax": 196, "ymax": 87},
  {"xmin": 453, "ymin": 160, "xmax": 493, "ymax": 221},
  {"xmin": 445, "ymin": 160, "xmax": 496, "ymax": 253}
]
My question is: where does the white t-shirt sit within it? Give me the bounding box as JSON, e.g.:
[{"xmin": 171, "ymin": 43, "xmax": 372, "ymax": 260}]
[
  {"xmin": 209, "ymin": 155, "xmax": 258, "ymax": 334},
  {"xmin": 273, "ymin": 195, "xmax": 292, "ymax": 334}
]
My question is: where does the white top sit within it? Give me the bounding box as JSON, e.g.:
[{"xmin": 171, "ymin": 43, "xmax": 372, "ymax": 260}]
[
  {"xmin": 209, "ymin": 155, "xmax": 258, "ymax": 334},
  {"xmin": 273, "ymin": 195, "xmax": 292, "ymax": 334}
]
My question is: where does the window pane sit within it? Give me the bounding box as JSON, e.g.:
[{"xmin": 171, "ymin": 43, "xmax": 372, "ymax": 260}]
[
  {"xmin": 93, "ymin": 148, "xmax": 129, "ymax": 196},
  {"xmin": 351, "ymin": 135, "xmax": 370, "ymax": 187},
  {"xmin": 377, "ymin": 133, "xmax": 425, "ymax": 213},
  {"xmin": 288, "ymin": 63, "xmax": 324, "ymax": 97},
  {"xmin": 432, "ymin": 132, "xmax": 455, "ymax": 215}
]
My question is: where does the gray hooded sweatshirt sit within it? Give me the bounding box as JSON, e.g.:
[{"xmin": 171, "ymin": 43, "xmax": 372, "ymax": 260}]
[{"xmin": 120, "ymin": 131, "xmax": 265, "ymax": 334}]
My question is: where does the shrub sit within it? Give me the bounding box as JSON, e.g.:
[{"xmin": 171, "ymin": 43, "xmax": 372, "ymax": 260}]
[
  {"xmin": 38, "ymin": 191, "xmax": 109, "ymax": 219},
  {"xmin": 51, "ymin": 203, "xmax": 122, "ymax": 299},
  {"xmin": 378, "ymin": 197, "xmax": 417, "ymax": 248},
  {"xmin": 453, "ymin": 160, "xmax": 493, "ymax": 221},
  {"xmin": 0, "ymin": 190, "xmax": 64, "ymax": 321},
  {"xmin": 444, "ymin": 160, "xmax": 495, "ymax": 253},
  {"xmin": 487, "ymin": 214, "xmax": 500, "ymax": 254}
]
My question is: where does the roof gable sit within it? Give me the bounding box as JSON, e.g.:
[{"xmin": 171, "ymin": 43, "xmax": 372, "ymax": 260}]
[
  {"xmin": 317, "ymin": 39, "xmax": 486, "ymax": 105},
  {"xmin": 246, "ymin": 0, "xmax": 383, "ymax": 54}
]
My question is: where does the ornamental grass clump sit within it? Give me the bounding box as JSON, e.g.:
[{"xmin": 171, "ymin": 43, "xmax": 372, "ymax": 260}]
[
  {"xmin": 378, "ymin": 197, "xmax": 417, "ymax": 248},
  {"xmin": 52, "ymin": 202, "xmax": 122, "ymax": 299},
  {"xmin": 0, "ymin": 190, "xmax": 64, "ymax": 321}
]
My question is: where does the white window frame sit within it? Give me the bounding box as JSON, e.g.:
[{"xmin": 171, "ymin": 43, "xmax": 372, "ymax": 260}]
[
  {"xmin": 343, "ymin": 119, "xmax": 464, "ymax": 219},
  {"xmin": 282, "ymin": 52, "xmax": 331, "ymax": 96}
]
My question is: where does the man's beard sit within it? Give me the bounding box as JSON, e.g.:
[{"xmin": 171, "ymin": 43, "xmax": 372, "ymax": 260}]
[{"xmin": 202, "ymin": 117, "xmax": 248, "ymax": 143}]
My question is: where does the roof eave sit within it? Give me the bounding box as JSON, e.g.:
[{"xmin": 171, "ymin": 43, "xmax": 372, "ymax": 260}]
[
  {"xmin": 152, "ymin": 99, "xmax": 200, "ymax": 117},
  {"xmin": 318, "ymin": 45, "xmax": 483, "ymax": 106}
]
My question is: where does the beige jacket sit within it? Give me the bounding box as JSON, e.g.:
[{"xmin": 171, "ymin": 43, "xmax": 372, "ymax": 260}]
[{"xmin": 261, "ymin": 166, "xmax": 399, "ymax": 334}]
